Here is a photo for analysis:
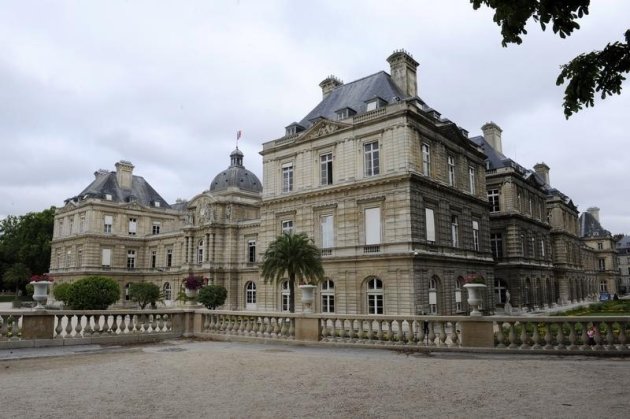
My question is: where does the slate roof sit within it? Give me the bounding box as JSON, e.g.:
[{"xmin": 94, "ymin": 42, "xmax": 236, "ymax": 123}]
[
  {"xmin": 298, "ymin": 71, "xmax": 406, "ymax": 129},
  {"xmin": 579, "ymin": 211, "xmax": 612, "ymax": 238},
  {"xmin": 617, "ymin": 235, "xmax": 630, "ymax": 252},
  {"xmin": 210, "ymin": 148, "xmax": 262, "ymax": 194},
  {"xmin": 66, "ymin": 170, "xmax": 171, "ymax": 208}
]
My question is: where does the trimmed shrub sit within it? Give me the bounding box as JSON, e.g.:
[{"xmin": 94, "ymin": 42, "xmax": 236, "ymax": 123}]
[
  {"xmin": 53, "ymin": 282, "xmax": 72, "ymax": 305},
  {"xmin": 198, "ymin": 285, "xmax": 228, "ymax": 310},
  {"xmin": 129, "ymin": 282, "xmax": 161, "ymax": 309},
  {"xmin": 66, "ymin": 276, "xmax": 120, "ymax": 310},
  {"xmin": 25, "ymin": 283, "xmax": 34, "ymax": 297}
]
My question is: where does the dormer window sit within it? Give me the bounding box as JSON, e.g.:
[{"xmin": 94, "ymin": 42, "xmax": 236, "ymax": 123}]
[
  {"xmin": 285, "ymin": 123, "xmax": 305, "ymax": 136},
  {"xmin": 104, "ymin": 194, "xmax": 112, "ymax": 201},
  {"xmin": 335, "ymin": 107, "xmax": 356, "ymax": 121},
  {"xmin": 154, "ymin": 201, "xmax": 161, "ymax": 208},
  {"xmin": 365, "ymin": 97, "xmax": 387, "ymax": 112}
]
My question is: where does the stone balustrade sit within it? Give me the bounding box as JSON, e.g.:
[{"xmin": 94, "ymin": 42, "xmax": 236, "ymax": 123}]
[{"xmin": 2, "ymin": 309, "xmax": 629, "ymax": 355}]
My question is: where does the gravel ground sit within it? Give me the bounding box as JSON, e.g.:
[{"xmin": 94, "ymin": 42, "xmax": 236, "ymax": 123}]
[{"xmin": 1, "ymin": 340, "xmax": 629, "ymax": 419}]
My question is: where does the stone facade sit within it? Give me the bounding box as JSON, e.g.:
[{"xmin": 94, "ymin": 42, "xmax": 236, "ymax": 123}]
[{"xmin": 49, "ymin": 50, "xmax": 617, "ymax": 314}]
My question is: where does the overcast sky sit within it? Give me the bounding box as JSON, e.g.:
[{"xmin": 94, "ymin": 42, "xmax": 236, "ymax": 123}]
[{"xmin": 1, "ymin": 1, "xmax": 629, "ymax": 234}]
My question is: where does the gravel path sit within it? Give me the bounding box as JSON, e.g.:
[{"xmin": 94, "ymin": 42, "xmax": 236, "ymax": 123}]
[{"xmin": 1, "ymin": 340, "xmax": 629, "ymax": 418}]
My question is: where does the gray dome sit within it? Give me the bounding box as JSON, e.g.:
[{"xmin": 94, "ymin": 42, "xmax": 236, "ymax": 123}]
[{"xmin": 210, "ymin": 148, "xmax": 262, "ymax": 193}]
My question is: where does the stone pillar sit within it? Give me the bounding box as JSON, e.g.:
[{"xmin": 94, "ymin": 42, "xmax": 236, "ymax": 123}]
[
  {"xmin": 21, "ymin": 314, "xmax": 55, "ymax": 340},
  {"xmin": 295, "ymin": 317, "xmax": 320, "ymax": 342},
  {"xmin": 459, "ymin": 320, "xmax": 494, "ymax": 348}
]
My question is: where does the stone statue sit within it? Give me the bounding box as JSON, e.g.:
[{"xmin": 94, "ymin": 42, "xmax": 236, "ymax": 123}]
[{"xmin": 504, "ymin": 290, "xmax": 512, "ymax": 315}]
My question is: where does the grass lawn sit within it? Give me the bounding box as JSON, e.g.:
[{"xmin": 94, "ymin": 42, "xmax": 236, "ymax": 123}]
[
  {"xmin": 554, "ymin": 300, "xmax": 630, "ymax": 316},
  {"xmin": 0, "ymin": 295, "xmax": 31, "ymax": 303}
]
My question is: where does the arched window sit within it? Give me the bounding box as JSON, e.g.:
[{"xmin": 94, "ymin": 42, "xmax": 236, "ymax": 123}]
[
  {"xmin": 367, "ymin": 277, "xmax": 383, "ymax": 314},
  {"xmin": 163, "ymin": 282, "xmax": 172, "ymax": 301},
  {"xmin": 429, "ymin": 277, "xmax": 439, "ymax": 314},
  {"xmin": 197, "ymin": 240, "xmax": 204, "ymax": 264},
  {"xmin": 125, "ymin": 283, "xmax": 131, "ymax": 301},
  {"xmin": 495, "ymin": 278, "xmax": 508, "ymax": 304},
  {"xmin": 455, "ymin": 277, "xmax": 464, "ymax": 313},
  {"xmin": 321, "ymin": 279, "xmax": 335, "ymax": 313},
  {"xmin": 245, "ymin": 282, "xmax": 256, "ymax": 310},
  {"xmin": 281, "ymin": 281, "xmax": 290, "ymax": 312}
]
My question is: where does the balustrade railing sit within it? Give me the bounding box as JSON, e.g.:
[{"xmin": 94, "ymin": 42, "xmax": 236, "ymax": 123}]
[
  {"xmin": 493, "ymin": 317, "xmax": 630, "ymax": 351},
  {"xmin": 319, "ymin": 315, "xmax": 461, "ymax": 347},
  {"xmin": 199, "ymin": 312, "xmax": 295, "ymax": 340},
  {"xmin": 0, "ymin": 313, "xmax": 22, "ymax": 339},
  {"xmin": 53, "ymin": 311, "xmax": 174, "ymax": 338}
]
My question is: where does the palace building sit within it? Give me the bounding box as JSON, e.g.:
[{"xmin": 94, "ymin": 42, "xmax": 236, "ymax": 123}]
[{"xmin": 49, "ymin": 50, "xmax": 618, "ymax": 313}]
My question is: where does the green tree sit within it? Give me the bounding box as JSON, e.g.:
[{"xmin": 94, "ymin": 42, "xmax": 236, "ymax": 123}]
[
  {"xmin": 53, "ymin": 282, "xmax": 73, "ymax": 305},
  {"xmin": 0, "ymin": 207, "xmax": 55, "ymax": 291},
  {"xmin": 260, "ymin": 232, "xmax": 324, "ymax": 313},
  {"xmin": 128, "ymin": 282, "xmax": 161, "ymax": 309},
  {"xmin": 2, "ymin": 262, "xmax": 30, "ymax": 295},
  {"xmin": 198, "ymin": 284, "xmax": 228, "ymax": 310},
  {"xmin": 470, "ymin": 0, "xmax": 630, "ymax": 118},
  {"xmin": 66, "ymin": 276, "xmax": 120, "ymax": 310}
]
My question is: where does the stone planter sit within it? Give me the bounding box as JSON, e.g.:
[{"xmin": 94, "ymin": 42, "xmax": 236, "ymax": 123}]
[
  {"xmin": 463, "ymin": 283, "xmax": 487, "ymax": 317},
  {"xmin": 184, "ymin": 288, "xmax": 198, "ymax": 305},
  {"xmin": 299, "ymin": 284, "xmax": 316, "ymax": 313},
  {"xmin": 31, "ymin": 281, "xmax": 52, "ymax": 310}
]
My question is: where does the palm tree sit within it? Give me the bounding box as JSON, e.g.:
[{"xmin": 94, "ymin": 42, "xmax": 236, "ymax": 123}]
[{"xmin": 261, "ymin": 232, "xmax": 325, "ymax": 312}]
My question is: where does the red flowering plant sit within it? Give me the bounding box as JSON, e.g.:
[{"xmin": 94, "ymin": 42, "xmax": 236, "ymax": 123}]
[
  {"xmin": 183, "ymin": 274, "xmax": 205, "ymax": 290},
  {"xmin": 463, "ymin": 273, "xmax": 485, "ymax": 285},
  {"xmin": 30, "ymin": 274, "xmax": 53, "ymax": 283}
]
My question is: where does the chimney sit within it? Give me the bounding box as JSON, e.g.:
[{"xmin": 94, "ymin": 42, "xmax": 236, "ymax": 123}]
[
  {"xmin": 481, "ymin": 122, "xmax": 503, "ymax": 154},
  {"xmin": 533, "ymin": 162, "xmax": 551, "ymax": 186},
  {"xmin": 319, "ymin": 75, "xmax": 343, "ymax": 99},
  {"xmin": 387, "ymin": 49, "xmax": 419, "ymax": 98},
  {"xmin": 115, "ymin": 160, "xmax": 134, "ymax": 189},
  {"xmin": 587, "ymin": 207, "xmax": 600, "ymax": 222}
]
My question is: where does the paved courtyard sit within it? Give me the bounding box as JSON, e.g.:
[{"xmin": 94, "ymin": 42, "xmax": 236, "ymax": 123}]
[{"xmin": 1, "ymin": 340, "xmax": 629, "ymax": 418}]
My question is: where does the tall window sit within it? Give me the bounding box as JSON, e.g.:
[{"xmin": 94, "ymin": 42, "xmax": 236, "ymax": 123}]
[
  {"xmin": 429, "ymin": 277, "xmax": 438, "ymax": 314},
  {"xmin": 79, "ymin": 214, "xmax": 85, "ymax": 233},
  {"xmin": 248, "ymin": 240, "xmax": 256, "ymax": 263},
  {"xmin": 151, "ymin": 250, "xmax": 157, "ymax": 268},
  {"xmin": 127, "ymin": 250, "xmax": 136, "ymax": 269},
  {"xmin": 77, "ymin": 247, "xmax": 83, "ymax": 267},
  {"xmin": 488, "ymin": 189, "xmax": 500, "ymax": 212},
  {"xmin": 69, "ymin": 218, "xmax": 74, "ymax": 235},
  {"xmin": 520, "ymin": 234, "xmax": 526, "ymax": 255},
  {"xmin": 425, "ymin": 208, "xmax": 435, "ymax": 243},
  {"xmin": 364, "ymin": 142, "xmax": 380, "ymax": 176},
  {"xmin": 128, "ymin": 218, "xmax": 137, "ymax": 236},
  {"xmin": 282, "ymin": 163, "xmax": 293, "ymax": 192},
  {"xmin": 447, "ymin": 155, "xmax": 455, "ymax": 186},
  {"xmin": 245, "ymin": 282, "xmax": 257, "ymax": 309},
  {"xmin": 528, "ymin": 198, "xmax": 533, "ymax": 215},
  {"xmin": 472, "ymin": 221, "xmax": 480, "ymax": 251},
  {"xmin": 104, "ymin": 216, "xmax": 112, "ymax": 234},
  {"xmin": 597, "ymin": 242, "xmax": 603, "ymax": 250},
  {"xmin": 58, "ymin": 219, "xmax": 64, "ymax": 237},
  {"xmin": 320, "ymin": 153, "xmax": 333, "ymax": 185},
  {"xmin": 367, "ymin": 278, "xmax": 383, "ymax": 314},
  {"xmin": 320, "ymin": 215, "xmax": 334, "ymax": 249},
  {"xmin": 166, "ymin": 248, "xmax": 173, "ymax": 267},
  {"xmin": 540, "ymin": 239, "xmax": 546, "ymax": 258},
  {"xmin": 101, "ymin": 248, "xmax": 111, "ymax": 267},
  {"xmin": 455, "ymin": 278, "xmax": 463, "ymax": 312},
  {"xmin": 365, "ymin": 207, "xmax": 381, "ymax": 245},
  {"xmin": 152, "ymin": 222, "xmax": 161, "ymax": 235},
  {"xmin": 197, "ymin": 240, "xmax": 204, "ymax": 264},
  {"xmin": 281, "ymin": 220, "xmax": 294, "ymax": 234},
  {"xmin": 163, "ymin": 283, "xmax": 172, "ymax": 301},
  {"xmin": 321, "ymin": 280, "xmax": 335, "ymax": 313},
  {"xmin": 599, "ymin": 280, "xmax": 608, "ymax": 292},
  {"xmin": 495, "ymin": 279, "xmax": 508, "ymax": 304},
  {"xmin": 491, "ymin": 233, "xmax": 503, "ymax": 259},
  {"xmin": 598, "ymin": 258, "xmax": 606, "ymax": 271},
  {"xmin": 468, "ymin": 166, "xmax": 475, "ymax": 194},
  {"xmin": 421, "ymin": 143, "xmax": 430, "ymax": 176},
  {"xmin": 451, "ymin": 215, "xmax": 459, "ymax": 248},
  {"xmin": 281, "ymin": 281, "xmax": 290, "ymax": 312}
]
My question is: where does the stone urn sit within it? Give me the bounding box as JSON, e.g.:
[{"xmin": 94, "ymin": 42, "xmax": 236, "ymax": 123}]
[
  {"xmin": 463, "ymin": 283, "xmax": 487, "ymax": 317},
  {"xmin": 299, "ymin": 284, "xmax": 316, "ymax": 313},
  {"xmin": 31, "ymin": 281, "xmax": 52, "ymax": 310},
  {"xmin": 184, "ymin": 288, "xmax": 198, "ymax": 305}
]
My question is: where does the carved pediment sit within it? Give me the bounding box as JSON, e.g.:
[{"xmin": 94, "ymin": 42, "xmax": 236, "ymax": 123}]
[{"xmin": 300, "ymin": 119, "xmax": 350, "ymax": 142}]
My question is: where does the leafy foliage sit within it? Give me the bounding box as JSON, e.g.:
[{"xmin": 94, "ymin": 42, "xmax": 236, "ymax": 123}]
[
  {"xmin": 198, "ymin": 285, "xmax": 228, "ymax": 310},
  {"xmin": 470, "ymin": 1, "xmax": 629, "ymax": 117},
  {"xmin": 183, "ymin": 274, "xmax": 205, "ymax": 290},
  {"xmin": 128, "ymin": 282, "xmax": 161, "ymax": 309},
  {"xmin": 66, "ymin": 276, "xmax": 120, "ymax": 310},
  {"xmin": 0, "ymin": 207, "xmax": 55, "ymax": 291},
  {"xmin": 261, "ymin": 232, "xmax": 324, "ymax": 312},
  {"xmin": 53, "ymin": 282, "xmax": 72, "ymax": 305},
  {"xmin": 1, "ymin": 262, "xmax": 31, "ymax": 293}
]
